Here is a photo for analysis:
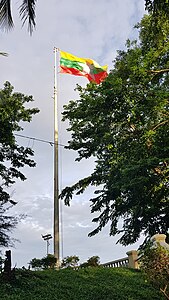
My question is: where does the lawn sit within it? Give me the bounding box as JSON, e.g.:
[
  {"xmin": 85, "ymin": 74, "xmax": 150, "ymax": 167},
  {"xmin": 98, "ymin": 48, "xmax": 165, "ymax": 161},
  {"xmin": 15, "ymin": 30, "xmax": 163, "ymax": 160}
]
[{"xmin": 0, "ymin": 267, "xmax": 164, "ymax": 300}]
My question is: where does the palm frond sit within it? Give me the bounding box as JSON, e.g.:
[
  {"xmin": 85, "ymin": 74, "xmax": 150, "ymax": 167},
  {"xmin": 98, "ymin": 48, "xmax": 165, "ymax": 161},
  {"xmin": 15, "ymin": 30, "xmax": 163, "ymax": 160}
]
[
  {"xmin": 0, "ymin": 52, "xmax": 8, "ymax": 56},
  {"xmin": 19, "ymin": 0, "xmax": 37, "ymax": 34},
  {"xmin": 0, "ymin": 0, "xmax": 14, "ymax": 30}
]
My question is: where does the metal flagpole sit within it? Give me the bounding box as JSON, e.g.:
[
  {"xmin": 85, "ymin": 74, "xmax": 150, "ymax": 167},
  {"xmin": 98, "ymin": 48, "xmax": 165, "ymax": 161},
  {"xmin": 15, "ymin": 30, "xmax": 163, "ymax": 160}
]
[{"xmin": 53, "ymin": 47, "xmax": 60, "ymax": 266}]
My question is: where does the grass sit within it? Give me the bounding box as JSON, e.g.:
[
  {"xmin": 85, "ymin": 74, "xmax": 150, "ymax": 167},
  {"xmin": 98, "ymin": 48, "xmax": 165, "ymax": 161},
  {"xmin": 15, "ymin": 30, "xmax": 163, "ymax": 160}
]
[{"xmin": 0, "ymin": 267, "xmax": 164, "ymax": 300}]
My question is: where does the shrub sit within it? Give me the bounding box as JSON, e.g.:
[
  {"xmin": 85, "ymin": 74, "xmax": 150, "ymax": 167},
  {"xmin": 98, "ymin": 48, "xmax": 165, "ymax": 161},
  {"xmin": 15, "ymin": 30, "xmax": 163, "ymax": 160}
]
[
  {"xmin": 29, "ymin": 254, "xmax": 57, "ymax": 270},
  {"xmin": 140, "ymin": 241, "xmax": 169, "ymax": 299},
  {"xmin": 80, "ymin": 256, "xmax": 100, "ymax": 268},
  {"xmin": 29, "ymin": 258, "xmax": 43, "ymax": 270},
  {"xmin": 61, "ymin": 255, "xmax": 79, "ymax": 269},
  {"xmin": 41, "ymin": 254, "xmax": 57, "ymax": 269}
]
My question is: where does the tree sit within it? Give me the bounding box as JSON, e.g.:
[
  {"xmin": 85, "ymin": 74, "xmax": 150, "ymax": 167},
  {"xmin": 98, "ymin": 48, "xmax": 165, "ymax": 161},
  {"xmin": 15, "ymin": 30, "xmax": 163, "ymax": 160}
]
[
  {"xmin": 0, "ymin": 205, "xmax": 18, "ymax": 247},
  {"xmin": 60, "ymin": 13, "xmax": 169, "ymax": 246},
  {"xmin": 61, "ymin": 255, "xmax": 80, "ymax": 269},
  {"xmin": 86, "ymin": 256, "xmax": 100, "ymax": 267},
  {"xmin": 80, "ymin": 256, "xmax": 100, "ymax": 268},
  {"xmin": 0, "ymin": 81, "xmax": 39, "ymax": 246},
  {"xmin": 0, "ymin": 0, "xmax": 37, "ymax": 34},
  {"xmin": 41, "ymin": 254, "xmax": 57, "ymax": 270},
  {"xmin": 29, "ymin": 257, "xmax": 43, "ymax": 270},
  {"xmin": 145, "ymin": 0, "xmax": 169, "ymax": 16},
  {"xmin": 29, "ymin": 254, "xmax": 57, "ymax": 270},
  {"xmin": 144, "ymin": 0, "xmax": 169, "ymax": 39}
]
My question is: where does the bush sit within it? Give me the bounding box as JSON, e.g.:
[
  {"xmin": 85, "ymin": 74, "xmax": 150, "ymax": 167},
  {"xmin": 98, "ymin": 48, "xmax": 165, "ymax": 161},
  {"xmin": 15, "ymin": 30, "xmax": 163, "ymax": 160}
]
[
  {"xmin": 140, "ymin": 241, "xmax": 169, "ymax": 299},
  {"xmin": 41, "ymin": 254, "xmax": 57, "ymax": 269},
  {"xmin": 29, "ymin": 254, "xmax": 57, "ymax": 270},
  {"xmin": 29, "ymin": 258, "xmax": 43, "ymax": 270},
  {"xmin": 61, "ymin": 255, "xmax": 79, "ymax": 269},
  {"xmin": 80, "ymin": 256, "xmax": 100, "ymax": 268}
]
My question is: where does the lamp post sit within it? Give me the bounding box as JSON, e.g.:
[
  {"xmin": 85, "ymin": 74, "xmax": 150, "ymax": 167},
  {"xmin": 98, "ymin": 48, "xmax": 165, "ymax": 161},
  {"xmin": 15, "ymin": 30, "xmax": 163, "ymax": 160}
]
[{"xmin": 42, "ymin": 234, "xmax": 52, "ymax": 256}]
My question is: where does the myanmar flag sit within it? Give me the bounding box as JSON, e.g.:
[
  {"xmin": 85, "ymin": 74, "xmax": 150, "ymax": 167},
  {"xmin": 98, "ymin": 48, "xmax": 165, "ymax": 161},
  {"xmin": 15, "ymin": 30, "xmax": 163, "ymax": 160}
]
[{"xmin": 60, "ymin": 50, "xmax": 108, "ymax": 84}]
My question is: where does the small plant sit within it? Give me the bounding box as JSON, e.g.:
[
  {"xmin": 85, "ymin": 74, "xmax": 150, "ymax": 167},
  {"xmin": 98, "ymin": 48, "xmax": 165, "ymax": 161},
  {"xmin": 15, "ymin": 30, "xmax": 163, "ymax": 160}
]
[{"xmin": 139, "ymin": 241, "xmax": 169, "ymax": 299}]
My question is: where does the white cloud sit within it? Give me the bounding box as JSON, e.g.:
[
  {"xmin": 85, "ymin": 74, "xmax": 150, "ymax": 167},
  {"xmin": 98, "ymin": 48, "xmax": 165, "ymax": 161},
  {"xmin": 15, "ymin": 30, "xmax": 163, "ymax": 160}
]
[{"xmin": 0, "ymin": 0, "xmax": 145, "ymax": 267}]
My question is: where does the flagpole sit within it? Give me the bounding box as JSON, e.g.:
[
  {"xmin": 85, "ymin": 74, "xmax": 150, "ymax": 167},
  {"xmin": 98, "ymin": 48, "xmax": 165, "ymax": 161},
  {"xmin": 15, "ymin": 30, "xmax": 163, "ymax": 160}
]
[{"xmin": 53, "ymin": 47, "xmax": 60, "ymax": 266}]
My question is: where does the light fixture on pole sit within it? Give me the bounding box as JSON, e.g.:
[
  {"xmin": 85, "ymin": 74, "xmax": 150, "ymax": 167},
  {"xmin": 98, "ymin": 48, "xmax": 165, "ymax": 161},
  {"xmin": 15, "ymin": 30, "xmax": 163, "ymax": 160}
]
[{"xmin": 42, "ymin": 234, "xmax": 52, "ymax": 256}]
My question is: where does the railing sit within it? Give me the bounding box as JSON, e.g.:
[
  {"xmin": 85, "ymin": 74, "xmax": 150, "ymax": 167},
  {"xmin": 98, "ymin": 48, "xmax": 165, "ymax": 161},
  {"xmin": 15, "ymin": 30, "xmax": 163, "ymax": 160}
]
[
  {"xmin": 97, "ymin": 235, "xmax": 169, "ymax": 270},
  {"xmin": 101, "ymin": 250, "xmax": 139, "ymax": 269},
  {"xmin": 101, "ymin": 257, "xmax": 129, "ymax": 268}
]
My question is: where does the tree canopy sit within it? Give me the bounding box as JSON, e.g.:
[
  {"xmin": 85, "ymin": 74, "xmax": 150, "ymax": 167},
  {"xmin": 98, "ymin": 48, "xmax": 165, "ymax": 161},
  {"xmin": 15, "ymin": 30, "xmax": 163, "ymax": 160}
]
[
  {"xmin": 61, "ymin": 255, "xmax": 80, "ymax": 269},
  {"xmin": 0, "ymin": 81, "xmax": 39, "ymax": 247},
  {"xmin": 145, "ymin": 0, "xmax": 169, "ymax": 16},
  {"xmin": 60, "ymin": 12, "xmax": 169, "ymax": 246},
  {"xmin": 29, "ymin": 254, "xmax": 57, "ymax": 270}
]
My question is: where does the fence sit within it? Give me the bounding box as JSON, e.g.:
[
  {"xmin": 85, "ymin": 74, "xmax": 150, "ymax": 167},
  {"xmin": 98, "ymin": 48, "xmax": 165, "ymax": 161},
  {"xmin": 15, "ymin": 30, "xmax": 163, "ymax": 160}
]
[
  {"xmin": 101, "ymin": 250, "xmax": 139, "ymax": 269},
  {"xmin": 101, "ymin": 257, "xmax": 129, "ymax": 268}
]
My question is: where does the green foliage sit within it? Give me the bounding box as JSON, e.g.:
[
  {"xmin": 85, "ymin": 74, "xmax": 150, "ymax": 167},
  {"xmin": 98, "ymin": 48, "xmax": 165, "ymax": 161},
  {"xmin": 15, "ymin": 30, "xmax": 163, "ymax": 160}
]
[
  {"xmin": 80, "ymin": 256, "xmax": 100, "ymax": 268},
  {"xmin": 0, "ymin": 267, "xmax": 164, "ymax": 300},
  {"xmin": 87, "ymin": 255, "xmax": 100, "ymax": 267},
  {"xmin": 29, "ymin": 258, "xmax": 43, "ymax": 270},
  {"xmin": 61, "ymin": 255, "xmax": 79, "ymax": 269},
  {"xmin": 29, "ymin": 255, "xmax": 57, "ymax": 270},
  {"xmin": 0, "ymin": 81, "xmax": 39, "ymax": 247},
  {"xmin": 0, "ymin": 205, "xmax": 18, "ymax": 247},
  {"xmin": 0, "ymin": 81, "xmax": 39, "ymax": 196},
  {"xmin": 60, "ymin": 13, "xmax": 169, "ymax": 246},
  {"xmin": 145, "ymin": 0, "xmax": 169, "ymax": 16},
  {"xmin": 41, "ymin": 254, "xmax": 57, "ymax": 270},
  {"xmin": 140, "ymin": 242, "xmax": 169, "ymax": 299},
  {"xmin": 144, "ymin": 0, "xmax": 169, "ymax": 41}
]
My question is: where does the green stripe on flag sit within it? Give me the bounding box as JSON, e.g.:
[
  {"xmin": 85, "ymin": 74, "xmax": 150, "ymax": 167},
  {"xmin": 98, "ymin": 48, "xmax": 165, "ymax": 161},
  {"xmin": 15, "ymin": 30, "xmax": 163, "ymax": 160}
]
[{"xmin": 60, "ymin": 58, "xmax": 84, "ymax": 72}]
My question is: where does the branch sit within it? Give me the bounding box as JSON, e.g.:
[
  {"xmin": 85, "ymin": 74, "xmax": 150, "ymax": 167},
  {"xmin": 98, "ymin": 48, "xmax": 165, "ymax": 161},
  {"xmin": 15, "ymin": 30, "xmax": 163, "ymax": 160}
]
[
  {"xmin": 160, "ymin": 285, "xmax": 169, "ymax": 300},
  {"xmin": 152, "ymin": 119, "xmax": 169, "ymax": 131},
  {"xmin": 148, "ymin": 69, "xmax": 169, "ymax": 74}
]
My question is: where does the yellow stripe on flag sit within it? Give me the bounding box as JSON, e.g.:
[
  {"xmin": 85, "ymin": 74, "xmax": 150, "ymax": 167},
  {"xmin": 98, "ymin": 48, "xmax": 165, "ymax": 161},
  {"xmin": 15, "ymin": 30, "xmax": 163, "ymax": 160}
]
[{"xmin": 60, "ymin": 50, "xmax": 108, "ymax": 71}]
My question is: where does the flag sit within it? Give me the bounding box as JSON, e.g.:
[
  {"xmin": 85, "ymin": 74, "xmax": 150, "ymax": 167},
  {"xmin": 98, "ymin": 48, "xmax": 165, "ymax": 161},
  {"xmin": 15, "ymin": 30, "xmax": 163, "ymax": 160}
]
[{"xmin": 60, "ymin": 50, "xmax": 108, "ymax": 84}]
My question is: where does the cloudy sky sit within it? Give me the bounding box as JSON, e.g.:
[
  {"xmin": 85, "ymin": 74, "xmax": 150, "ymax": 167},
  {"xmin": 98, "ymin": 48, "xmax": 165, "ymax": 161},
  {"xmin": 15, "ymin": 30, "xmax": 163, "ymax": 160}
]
[{"xmin": 0, "ymin": 0, "xmax": 145, "ymax": 267}]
